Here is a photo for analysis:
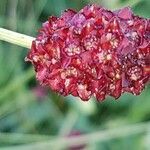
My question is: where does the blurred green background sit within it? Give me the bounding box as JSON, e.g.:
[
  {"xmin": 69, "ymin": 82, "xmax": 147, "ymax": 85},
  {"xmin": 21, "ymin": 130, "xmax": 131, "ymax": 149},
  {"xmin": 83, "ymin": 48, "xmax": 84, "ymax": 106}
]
[{"xmin": 0, "ymin": 0, "xmax": 150, "ymax": 150}]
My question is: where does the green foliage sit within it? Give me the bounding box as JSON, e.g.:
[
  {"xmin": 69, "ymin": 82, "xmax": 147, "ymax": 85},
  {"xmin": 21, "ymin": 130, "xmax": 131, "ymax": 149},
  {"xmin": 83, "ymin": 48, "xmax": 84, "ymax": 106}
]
[{"xmin": 0, "ymin": 0, "xmax": 150, "ymax": 149}]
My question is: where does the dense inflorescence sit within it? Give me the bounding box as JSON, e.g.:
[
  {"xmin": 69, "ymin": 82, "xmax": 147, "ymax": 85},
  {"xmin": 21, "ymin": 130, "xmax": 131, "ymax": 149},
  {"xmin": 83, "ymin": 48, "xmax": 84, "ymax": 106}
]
[{"xmin": 26, "ymin": 5, "xmax": 150, "ymax": 101}]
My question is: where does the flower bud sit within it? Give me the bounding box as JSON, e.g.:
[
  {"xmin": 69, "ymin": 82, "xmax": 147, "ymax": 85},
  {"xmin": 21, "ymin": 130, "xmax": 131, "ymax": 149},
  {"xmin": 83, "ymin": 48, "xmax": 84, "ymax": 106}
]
[{"xmin": 26, "ymin": 5, "xmax": 150, "ymax": 101}]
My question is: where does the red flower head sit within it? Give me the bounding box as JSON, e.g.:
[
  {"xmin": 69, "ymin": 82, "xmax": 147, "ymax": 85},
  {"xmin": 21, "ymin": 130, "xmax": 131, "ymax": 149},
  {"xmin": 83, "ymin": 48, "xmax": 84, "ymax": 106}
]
[{"xmin": 26, "ymin": 5, "xmax": 150, "ymax": 101}]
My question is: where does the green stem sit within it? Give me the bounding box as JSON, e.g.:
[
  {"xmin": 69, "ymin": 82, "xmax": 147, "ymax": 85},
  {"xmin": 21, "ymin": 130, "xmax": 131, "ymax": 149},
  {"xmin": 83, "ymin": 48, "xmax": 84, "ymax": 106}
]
[
  {"xmin": 1, "ymin": 122, "xmax": 150, "ymax": 150},
  {"xmin": 0, "ymin": 27, "xmax": 35, "ymax": 48},
  {"xmin": 0, "ymin": 132, "xmax": 51, "ymax": 144}
]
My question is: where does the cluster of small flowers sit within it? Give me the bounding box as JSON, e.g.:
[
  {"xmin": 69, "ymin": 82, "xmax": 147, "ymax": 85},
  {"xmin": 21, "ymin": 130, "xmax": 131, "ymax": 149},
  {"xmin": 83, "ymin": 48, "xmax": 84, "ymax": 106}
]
[{"xmin": 26, "ymin": 4, "xmax": 150, "ymax": 101}]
